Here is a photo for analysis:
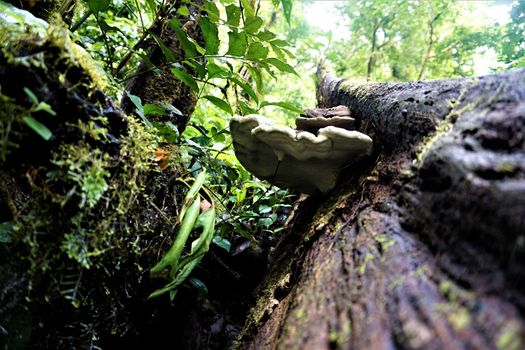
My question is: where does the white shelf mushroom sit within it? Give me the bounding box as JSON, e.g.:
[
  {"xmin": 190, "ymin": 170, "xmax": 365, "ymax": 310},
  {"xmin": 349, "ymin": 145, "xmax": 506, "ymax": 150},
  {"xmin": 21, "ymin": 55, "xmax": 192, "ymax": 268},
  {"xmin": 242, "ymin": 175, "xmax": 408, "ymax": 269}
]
[{"xmin": 230, "ymin": 114, "xmax": 373, "ymax": 194}]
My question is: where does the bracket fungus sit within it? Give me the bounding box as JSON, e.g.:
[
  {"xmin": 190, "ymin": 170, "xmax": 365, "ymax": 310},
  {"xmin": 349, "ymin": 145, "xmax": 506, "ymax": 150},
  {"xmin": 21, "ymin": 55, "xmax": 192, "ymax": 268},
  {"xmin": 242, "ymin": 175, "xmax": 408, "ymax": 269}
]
[{"xmin": 230, "ymin": 111, "xmax": 373, "ymax": 194}]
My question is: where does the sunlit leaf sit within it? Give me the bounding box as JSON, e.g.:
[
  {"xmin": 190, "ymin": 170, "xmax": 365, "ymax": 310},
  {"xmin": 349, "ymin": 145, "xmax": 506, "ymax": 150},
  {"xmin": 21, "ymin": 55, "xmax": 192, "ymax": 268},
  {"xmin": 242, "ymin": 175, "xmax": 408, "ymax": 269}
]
[
  {"xmin": 231, "ymin": 77, "xmax": 258, "ymax": 103},
  {"xmin": 265, "ymin": 57, "xmax": 298, "ymax": 76},
  {"xmin": 260, "ymin": 101, "xmax": 303, "ymax": 114},
  {"xmin": 227, "ymin": 30, "xmax": 247, "ymax": 56},
  {"xmin": 22, "ymin": 116, "xmax": 52, "ymax": 140},
  {"xmin": 86, "ymin": 0, "xmax": 110, "ymax": 13},
  {"xmin": 246, "ymin": 42, "xmax": 268, "ymax": 60},
  {"xmin": 144, "ymin": 103, "xmax": 166, "ymax": 116},
  {"xmin": 246, "ymin": 65, "xmax": 263, "ymax": 93},
  {"xmin": 203, "ymin": 1, "xmax": 219, "ymax": 21},
  {"xmin": 171, "ymin": 67, "xmax": 199, "ymax": 92},
  {"xmin": 244, "ymin": 16, "xmax": 263, "ymax": 34},
  {"xmin": 199, "ymin": 17, "xmax": 219, "ymax": 55},
  {"xmin": 176, "ymin": 5, "xmax": 189, "ymax": 16},
  {"xmin": 202, "ymin": 95, "xmax": 233, "ymax": 114},
  {"xmin": 257, "ymin": 30, "xmax": 276, "ymax": 41},
  {"xmin": 240, "ymin": 0, "xmax": 255, "ymax": 17},
  {"xmin": 226, "ymin": 4, "xmax": 240, "ymax": 27},
  {"xmin": 280, "ymin": 0, "xmax": 292, "ymax": 26},
  {"xmin": 207, "ymin": 62, "xmax": 230, "ymax": 78}
]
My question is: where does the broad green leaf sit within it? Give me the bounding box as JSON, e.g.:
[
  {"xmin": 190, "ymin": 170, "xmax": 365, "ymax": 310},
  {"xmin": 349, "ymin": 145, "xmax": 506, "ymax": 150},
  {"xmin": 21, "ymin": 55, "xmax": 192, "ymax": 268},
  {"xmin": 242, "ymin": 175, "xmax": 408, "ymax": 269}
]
[
  {"xmin": 0, "ymin": 222, "xmax": 16, "ymax": 243},
  {"xmin": 231, "ymin": 77, "xmax": 258, "ymax": 103},
  {"xmin": 98, "ymin": 19, "xmax": 122, "ymax": 33},
  {"xmin": 244, "ymin": 16, "xmax": 263, "ymax": 34},
  {"xmin": 246, "ymin": 65, "xmax": 263, "ymax": 93},
  {"xmin": 22, "ymin": 116, "xmax": 52, "ymax": 140},
  {"xmin": 225, "ymin": 4, "xmax": 240, "ymax": 27},
  {"xmin": 246, "ymin": 42, "xmax": 268, "ymax": 60},
  {"xmin": 240, "ymin": 0, "xmax": 255, "ymax": 17},
  {"xmin": 161, "ymin": 103, "xmax": 183, "ymax": 116},
  {"xmin": 183, "ymin": 60, "xmax": 206, "ymax": 78},
  {"xmin": 23, "ymin": 87, "xmax": 38, "ymax": 104},
  {"xmin": 281, "ymin": 0, "xmax": 292, "ymax": 26},
  {"xmin": 270, "ymin": 39, "xmax": 288, "ymax": 47},
  {"xmin": 126, "ymin": 92, "xmax": 143, "ymax": 114},
  {"xmin": 199, "ymin": 17, "xmax": 219, "ymax": 55},
  {"xmin": 169, "ymin": 19, "xmax": 198, "ymax": 58},
  {"xmin": 260, "ymin": 101, "xmax": 303, "ymax": 114},
  {"xmin": 86, "ymin": 0, "xmax": 110, "ymax": 13},
  {"xmin": 227, "ymin": 30, "xmax": 247, "ymax": 56},
  {"xmin": 202, "ymin": 95, "xmax": 233, "ymax": 114},
  {"xmin": 212, "ymin": 236, "xmax": 231, "ymax": 252},
  {"xmin": 171, "ymin": 67, "xmax": 199, "ymax": 92},
  {"xmin": 176, "ymin": 5, "xmax": 189, "ymax": 16},
  {"xmin": 238, "ymin": 100, "xmax": 256, "ymax": 115},
  {"xmin": 154, "ymin": 121, "xmax": 180, "ymax": 143},
  {"xmin": 257, "ymin": 30, "xmax": 276, "ymax": 41},
  {"xmin": 203, "ymin": 1, "xmax": 219, "ymax": 21},
  {"xmin": 265, "ymin": 57, "xmax": 298, "ymax": 76},
  {"xmin": 144, "ymin": 103, "xmax": 166, "ymax": 116},
  {"xmin": 145, "ymin": 0, "xmax": 158, "ymax": 15},
  {"xmin": 150, "ymin": 32, "xmax": 176, "ymax": 62},
  {"xmin": 207, "ymin": 62, "xmax": 230, "ymax": 78}
]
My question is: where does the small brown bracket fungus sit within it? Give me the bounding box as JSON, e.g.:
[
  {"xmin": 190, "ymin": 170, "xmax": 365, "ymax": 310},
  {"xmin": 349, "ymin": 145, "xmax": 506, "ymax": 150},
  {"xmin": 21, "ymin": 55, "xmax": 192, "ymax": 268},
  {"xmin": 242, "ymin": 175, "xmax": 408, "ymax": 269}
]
[
  {"xmin": 295, "ymin": 116, "xmax": 356, "ymax": 134},
  {"xmin": 230, "ymin": 114, "xmax": 373, "ymax": 194}
]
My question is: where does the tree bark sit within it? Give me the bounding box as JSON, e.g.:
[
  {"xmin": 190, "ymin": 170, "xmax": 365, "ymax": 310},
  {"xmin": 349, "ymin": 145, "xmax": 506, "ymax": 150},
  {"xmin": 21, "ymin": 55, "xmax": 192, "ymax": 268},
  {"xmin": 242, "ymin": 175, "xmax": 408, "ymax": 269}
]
[{"xmin": 235, "ymin": 68, "xmax": 525, "ymax": 349}]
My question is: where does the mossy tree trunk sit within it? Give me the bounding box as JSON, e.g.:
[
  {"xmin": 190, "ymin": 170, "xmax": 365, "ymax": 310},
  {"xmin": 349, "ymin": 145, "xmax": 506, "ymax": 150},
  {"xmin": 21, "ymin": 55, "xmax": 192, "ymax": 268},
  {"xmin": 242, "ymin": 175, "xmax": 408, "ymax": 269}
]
[{"xmin": 235, "ymin": 68, "xmax": 525, "ymax": 349}]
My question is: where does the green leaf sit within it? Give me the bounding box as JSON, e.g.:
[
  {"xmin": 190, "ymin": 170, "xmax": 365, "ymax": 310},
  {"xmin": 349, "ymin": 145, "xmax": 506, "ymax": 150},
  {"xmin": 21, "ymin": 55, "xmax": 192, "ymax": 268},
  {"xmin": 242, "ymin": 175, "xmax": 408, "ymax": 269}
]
[
  {"xmin": 246, "ymin": 42, "xmax": 268, "ymax": 60},
  {"xmin": 22, "ymin": 116, "xmax": 52, "ymax": 140},
  {"xmin": 203, "ymin": 1, "xmax": 219, "ymax": 21},
  {"xmin": 126, "ymin": 92, "xmax": 143, "ymax": 115},
  {"xmin": 199, "ymin": 17, "xmax": 219, "ymax": 55},
  {"xmin": 23, "ymin": 87, "xmax": 38, "ymax": 104},
  {"xmin": 154, "ymin": 121, "xmax": 180, "ymax": 143},
  {"xmin": 98, "ymin": 19, "xmax": 122, "ymax": 33},
  {"xmin": 238, "ymin": 100, "xmax": 256, "ymax": 115},
  {"xmin": 171, "ymin": 67, "xmax": 199, "ymax": 92},
  {"xmin": 246, "ymin": 65, "xmax": 263, "ymax": 93},
  {"xmin": 257, "ymin": 30, "xmax": 276, "ymax": 41},
  {"xmin": 265, "ymin": 57, "xmax": 298, "ymax": 76},
  {"xmin": 161, "ymin": 103, "xmax": 183, "ymax": 116},
  {"xmin": 244, "ymin": 16, "xmax": 263, "ymax": 34},
  {"xmin": 202, "ymin": 95, "xmax": 233, "ymax": 114},
  {"xmin": 226, "ymin": 4, "xmax": 240, "ymax": 27},
  {"xmin": 150, "ymin": 32, "xmax": 176, "ymax": 62},
  {"xmin": 231, "ymin": 77, "xmax": 258, "ymax": 103},
  {"xmin": 176, "ymin": 5, "xmax": 189, "ymax": 16},
  {"xmin": 280, "ymin": 0, "xmax": 292, "ymax": 26},
  {"xmin": 270, "ymin": 39, "xmax": 288, "ymax": 47},
  {"xmin": 260, "ymin": 101, "xmax": 303, "ymax": 114},
  {"xmin": 169, "ymin": 19, "xmax": 198, "ymax": 58},
  {"xmin": 207, "ymin": 62, "xmax": 230, "ymax": 78},
  {"xmin": 240, "ymin": 0, "xmax": 255, "ymax": 17},
  {"xmin": 34, "ymin": 102, "xmax": 57, "ymax": 115},
  {"xmin": 86, "ymin": 0, "xmax": 110, "ymax": 13},
  {"xmin": 145, "ymin": 0, "xmax": 158, "ymax": 16},
  {"xmin": 212, "ymin": 236, "xmax": 231, "ymax": 252},
  {"xmin": 144, "ymin": 103, "xmax": 166, "ymax": 116},
  {"xmin": 227, "ymin": 30, "xmax": 247, "ymax": 56},
  {"xmin": 0, "ymin": 222, "xmax": 16, "ymax": 243}
]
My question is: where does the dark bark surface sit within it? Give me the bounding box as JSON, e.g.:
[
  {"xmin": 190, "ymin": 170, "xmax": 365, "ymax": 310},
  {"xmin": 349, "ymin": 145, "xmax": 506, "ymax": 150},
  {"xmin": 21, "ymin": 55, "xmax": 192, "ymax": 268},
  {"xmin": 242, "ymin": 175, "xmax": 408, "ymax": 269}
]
[{"xmin": 236, "ymin": 68, "xmax": 525, "ymax": 349}]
